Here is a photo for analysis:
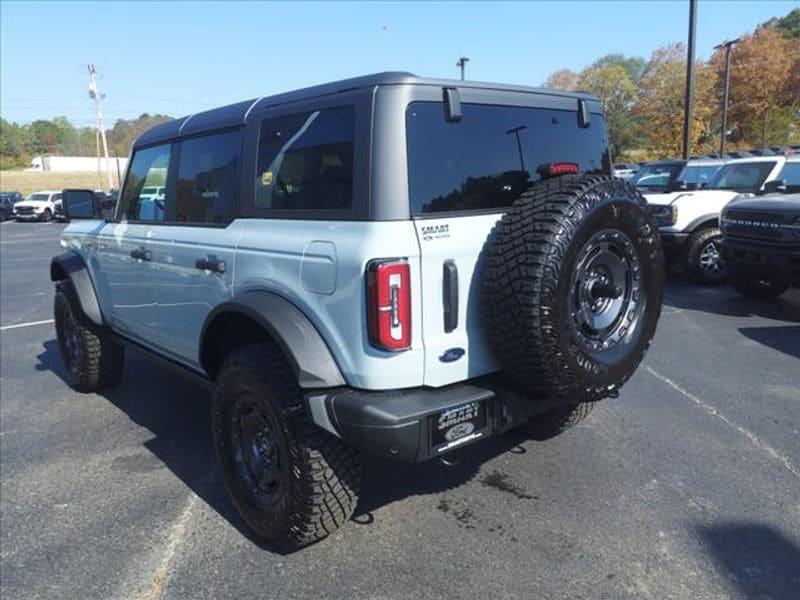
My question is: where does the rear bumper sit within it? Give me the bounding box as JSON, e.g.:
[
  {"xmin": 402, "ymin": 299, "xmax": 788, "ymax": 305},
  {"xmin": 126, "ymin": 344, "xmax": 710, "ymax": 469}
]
[
  {"xmin": 305, "ymin": 377, "xmax": 570, "ymax": 462},
  {"xmin": 722, "ymin": 238, "xmax": 800, "ymax": 286}
]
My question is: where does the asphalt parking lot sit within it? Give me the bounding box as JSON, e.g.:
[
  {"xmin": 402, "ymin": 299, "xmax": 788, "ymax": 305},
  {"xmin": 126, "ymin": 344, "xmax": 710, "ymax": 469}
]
[{"xmin": 2, "ymin": 220, "xmax": 799, "ymax": 599}]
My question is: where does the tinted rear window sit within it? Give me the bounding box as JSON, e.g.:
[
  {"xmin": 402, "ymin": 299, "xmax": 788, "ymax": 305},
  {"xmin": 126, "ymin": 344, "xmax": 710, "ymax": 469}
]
[
  {"xmin": 255, "ymin": 106, "xmax": 354, "ymax": 210},
  {"xmin": 406, "ymin": 102, "xmax": 609, "ymax": 215}
]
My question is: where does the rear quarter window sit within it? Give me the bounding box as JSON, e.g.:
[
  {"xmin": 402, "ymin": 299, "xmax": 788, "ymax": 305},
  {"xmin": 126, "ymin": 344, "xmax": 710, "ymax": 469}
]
[
  {"xmin": 406, "ymin": 102, "xmax": 610, "ymax": 215},
  {"xmin": 255, "ymin": 106, "xmax": 354, "ymax": 211}
]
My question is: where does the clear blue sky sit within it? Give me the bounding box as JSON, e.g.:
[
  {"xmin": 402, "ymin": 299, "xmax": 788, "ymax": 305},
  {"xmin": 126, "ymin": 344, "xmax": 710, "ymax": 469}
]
[{"xmin": 1, "ymin": 1, "xmax": 795, "ymax": 126}]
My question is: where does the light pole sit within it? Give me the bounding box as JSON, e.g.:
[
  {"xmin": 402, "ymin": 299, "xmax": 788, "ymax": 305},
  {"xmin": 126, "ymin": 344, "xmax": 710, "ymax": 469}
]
[
  {"xmin": 714, "ymin": 38, "xmax": 740, "ymax": 154},
  {"xmin": 456, "ymin": 57, "xmax": 469, "ymax": 81},
  {"xmin": 506, "ymin": 125, "xmax": 528, "ymax": 171},
  {"xmin": 681, "ymin": 0, "xmax": 697, "ymax": 160}
]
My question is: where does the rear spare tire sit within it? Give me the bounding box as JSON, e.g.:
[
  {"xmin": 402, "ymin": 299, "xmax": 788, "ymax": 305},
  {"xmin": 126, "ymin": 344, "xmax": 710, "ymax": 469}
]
[{"xmin": 483, "ymin": 174, "xmax": 663, "ymax": 401}]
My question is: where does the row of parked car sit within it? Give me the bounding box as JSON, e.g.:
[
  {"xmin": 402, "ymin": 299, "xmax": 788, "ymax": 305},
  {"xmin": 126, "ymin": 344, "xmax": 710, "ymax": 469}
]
[
  {"xmin": 0, "ymin": 190, "xmax": 118, "ymax": 222},
  {"xmin": 624, "ymin": 148, "xmax": 800, "ymax": 299}
]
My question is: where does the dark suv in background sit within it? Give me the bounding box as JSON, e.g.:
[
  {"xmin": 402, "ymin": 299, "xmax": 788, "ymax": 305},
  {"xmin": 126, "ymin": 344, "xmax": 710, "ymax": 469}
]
[{"xmin": 722, "ymin": 190, "xmax": 800, "ymax": 298}]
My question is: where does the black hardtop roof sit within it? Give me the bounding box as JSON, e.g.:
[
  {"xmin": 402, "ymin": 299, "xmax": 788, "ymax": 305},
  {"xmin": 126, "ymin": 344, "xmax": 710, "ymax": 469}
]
[{"xmin": 134, "ymin": 71, "xmax": 600, "ymax": 148}]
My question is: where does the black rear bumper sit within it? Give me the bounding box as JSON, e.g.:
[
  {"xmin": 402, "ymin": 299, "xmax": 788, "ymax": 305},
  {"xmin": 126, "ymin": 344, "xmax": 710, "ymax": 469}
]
[{"xmin": 305, "ymin": 378, "xmax": 569, "ymax": 462}]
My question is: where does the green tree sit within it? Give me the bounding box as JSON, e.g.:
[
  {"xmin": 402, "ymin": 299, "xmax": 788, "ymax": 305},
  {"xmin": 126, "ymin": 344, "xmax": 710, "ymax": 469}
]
[
  {"xmin": 776, "ymin": 8, "xmax": 800, "ymax": 39},
  {"xmin": 578, "ymin": 64, "xmax": 639, "ymax": 158},
  {"xmin": 107, "ymin": 113, "xmax": 172, "ymax": 157},
  {"xmin": 590, "ymin": 54, "xmax": 647, "ymax": 83}
]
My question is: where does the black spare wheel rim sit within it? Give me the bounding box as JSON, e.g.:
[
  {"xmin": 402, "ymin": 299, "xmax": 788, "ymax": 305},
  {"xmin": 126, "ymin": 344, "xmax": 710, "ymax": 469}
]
[
  {"xmin": 230, "ymin": 394, "xmax": 285, "ymax": 507},
  {"xmin": 569, "ymin": 228, "xmax": 642, "ymax": 356}
]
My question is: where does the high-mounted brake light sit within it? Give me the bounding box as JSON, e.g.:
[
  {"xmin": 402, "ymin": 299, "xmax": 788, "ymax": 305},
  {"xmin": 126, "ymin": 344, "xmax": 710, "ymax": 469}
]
[
  {"xmin": 367, "ymin": 259, "xmax": 411, "ymax": 351},
  {"xmin": 548, "ymin": 162, "xmax": 581, "ymax": 176}
]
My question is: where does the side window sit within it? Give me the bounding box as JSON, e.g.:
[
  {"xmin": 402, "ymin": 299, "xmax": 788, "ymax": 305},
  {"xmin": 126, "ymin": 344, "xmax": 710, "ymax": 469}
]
[
  {"xmin": 173, "ymin": 129, "xmax": 241, "ymax": 224},
  {"xmin": 778, "ymin": 162, "xmax": 800, "ymax": 186},
  {"xmin": 52, "ymin": 193, "xmax": 62, "ymax": 202},
  {"xmin": 121, "ymin": 144, "xmax": 172, "ymax": 222},
  {"xmin": 255, "ymin": 106, "xmax": 354, "ymax": 210},
  {"xmin": 406, "ymin": 102, "xmax": 610, "ymax": 215}
]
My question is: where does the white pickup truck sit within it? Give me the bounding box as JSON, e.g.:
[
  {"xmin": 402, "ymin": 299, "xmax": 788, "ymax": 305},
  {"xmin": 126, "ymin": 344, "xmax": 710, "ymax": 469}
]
[
  {"xmin": 13, "ymin": 190, "xmax": 61, "ymax": 222},
  {"xmin": 641, "ymin": 155, "xmax": 800, "ymax": 283}
]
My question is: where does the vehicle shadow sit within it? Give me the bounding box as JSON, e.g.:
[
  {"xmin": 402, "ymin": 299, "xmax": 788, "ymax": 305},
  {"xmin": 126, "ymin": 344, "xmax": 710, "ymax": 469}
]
[
  {"xmin": 696, "ymin": 521, "xmax": 800, "ymax": 597},
  {"xmin": 36, "ymin": 338, "xmax": 538, "ymax": 554},
  {"xmin": 739, "ymin": 325, "xmax": 800, "ymax": 360},
  {"xmin": 661, "ymin": 273, "xmax": 800, "ymax": 322}
]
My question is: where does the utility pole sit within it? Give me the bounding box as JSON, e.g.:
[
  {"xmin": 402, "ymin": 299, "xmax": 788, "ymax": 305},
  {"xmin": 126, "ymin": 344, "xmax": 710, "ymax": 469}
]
[
  {"xmin": 456, "ymin": 57, "xmax": 469, "ymax": 81},
  {"xmin": 714, "ymin": 38, "xmax": 740, "ymax": 154},
  {"xmin": 681, "ymin": 0, "xmax": 697, "ymax": 160},
  {"xmin": 88, "ymin": 64, "xmax": 113, "ymax": 190}
]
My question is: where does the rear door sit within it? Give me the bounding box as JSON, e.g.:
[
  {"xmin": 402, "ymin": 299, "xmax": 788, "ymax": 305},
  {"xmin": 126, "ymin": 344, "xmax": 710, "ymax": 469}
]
[
  {"xmin": 406, "ymin": 98, "xmax": 610, "ymax": 387},
  {"xmin": 147, "ymin": 129, "xmax": 244, "ymax": 365}
]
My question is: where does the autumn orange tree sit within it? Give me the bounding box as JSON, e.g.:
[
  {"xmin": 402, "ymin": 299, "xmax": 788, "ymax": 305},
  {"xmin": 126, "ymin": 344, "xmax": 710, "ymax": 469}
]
[
  {"xmin": 633, "ymin": 44, "xmax": 718, "ymax": 159},
  {"xmin": 709, "ymin": 24, "xmax": 800, "ymax": 148},
  {"xmin": 542, "ymin": 7, "xmax": 800, "ymax": 160}
]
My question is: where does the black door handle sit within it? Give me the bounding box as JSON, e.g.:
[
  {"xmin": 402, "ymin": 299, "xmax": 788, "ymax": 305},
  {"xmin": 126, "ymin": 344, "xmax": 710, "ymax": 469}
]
[
  {"xmin": 195, "ymin": 255, "xmax": 226, "ymax": 274},
  {"xmin": 443, "ymin": 260, "xmax": 458, "ymax": 332},
  {"xmin": 130, "ymin": 246, "xmax": 152, "ymax": 261}
]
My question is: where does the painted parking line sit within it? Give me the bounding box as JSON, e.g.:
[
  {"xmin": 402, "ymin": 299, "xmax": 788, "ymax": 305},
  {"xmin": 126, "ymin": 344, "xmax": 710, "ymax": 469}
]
[
  {"xmin": 646, "ymin": 365, "xmax": 798, "ymax": 478},
  {"xmin": 0, "ymin": 319, "xmax": 54, "ymax": 331}
]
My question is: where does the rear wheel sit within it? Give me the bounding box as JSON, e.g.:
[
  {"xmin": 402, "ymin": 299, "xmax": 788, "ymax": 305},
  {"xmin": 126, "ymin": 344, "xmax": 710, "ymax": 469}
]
[
  {"xmin": 686, "ymin": 227, "xmax": 725, "ymax": 284},
  {"xmin": 213, "ymin": 343, "xmax": 361, "ymax": 549},
  {"xmin": 483, "ymin": 174, "xmax": 663, "ymax": 402},
  {"xmin": 729, "ymin": 272, "xmax": 789, "ymax": 299}
]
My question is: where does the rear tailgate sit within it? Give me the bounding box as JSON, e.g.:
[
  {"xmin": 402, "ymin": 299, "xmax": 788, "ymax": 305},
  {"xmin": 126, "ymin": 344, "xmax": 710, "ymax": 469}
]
[{"xmin": 413, "ymin": 213, "xmax": 503, "ymax": 387}]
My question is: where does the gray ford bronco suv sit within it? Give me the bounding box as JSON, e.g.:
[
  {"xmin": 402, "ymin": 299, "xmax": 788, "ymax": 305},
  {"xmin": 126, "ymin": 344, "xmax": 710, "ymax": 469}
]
[{"xmin": 52, "ymin": 73, "xmax": 663, "ymax": 548}]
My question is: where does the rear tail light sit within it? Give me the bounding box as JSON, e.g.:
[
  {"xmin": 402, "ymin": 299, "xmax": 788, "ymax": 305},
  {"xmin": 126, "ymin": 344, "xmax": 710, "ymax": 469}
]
[{"xmin": 367, "ymin": 259, "xmax": 411, "ymax": 351}]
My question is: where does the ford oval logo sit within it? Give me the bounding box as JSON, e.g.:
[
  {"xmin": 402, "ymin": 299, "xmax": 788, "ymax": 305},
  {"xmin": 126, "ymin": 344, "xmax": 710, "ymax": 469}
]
[
  {"xmin": 445, "ymin": 422, "xmax": 475, "ymax": 442},
  {"xmin": 439, "ymin": 347, "xmax": 465, "ymax": 363}
]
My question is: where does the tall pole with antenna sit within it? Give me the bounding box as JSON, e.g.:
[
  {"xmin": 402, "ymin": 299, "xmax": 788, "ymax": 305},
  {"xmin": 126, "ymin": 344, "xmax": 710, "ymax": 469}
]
[
  {"xmin": 681, "ymin": 0, "xmax": 697, "ymax": 160},
  {"xmin": 88, "ymin": 64, "xmax": 113, "ymax": 190},
  {"xmin": 456, "ymin": 57, "xmax": 469, "ymax": 81},
  {"xmin": 714, "ymin": 38, "xmax": 740, "ymax": 154}
]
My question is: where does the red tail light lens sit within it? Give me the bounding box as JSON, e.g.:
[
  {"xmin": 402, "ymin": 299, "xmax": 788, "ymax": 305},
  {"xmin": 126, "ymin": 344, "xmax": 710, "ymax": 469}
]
[
  {"xmin": 548, "ymin": 162, "xmax": 581, "ymax": 176},
  {"xmin": 367, "ymin": 259, "xmax": 411, "ymax": 351}
]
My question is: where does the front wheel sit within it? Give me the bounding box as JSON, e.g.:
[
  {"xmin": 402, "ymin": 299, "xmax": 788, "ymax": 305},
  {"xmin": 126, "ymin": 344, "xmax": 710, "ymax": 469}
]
[
  {"xmin": 42, "ymin": 208, "xmax": 53, "ymax": 222},
  {"xmin": 54, "ymin": 281, "xmax": 124, "ymax": 392},
  {"xmin": 213, "ymin": 344, "xmax": 361, "ymax": 549},
  {"xmin": 686, "ymin": 228, "xmax": 725, "ymax": 284}
]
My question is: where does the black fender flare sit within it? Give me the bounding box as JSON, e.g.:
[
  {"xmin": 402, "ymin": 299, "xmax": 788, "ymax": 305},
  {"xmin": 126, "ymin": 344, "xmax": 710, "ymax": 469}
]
[
  {"xmin": 686, "ymin": 214, "xmax": 719, "ymax": 232},
  {"xmin": 50, "ymin": 251, "xmax": 104, "ymax": 326},
  {"xmin": 200, "ymin": 291, "xmax": 346, "ymax": 389}
]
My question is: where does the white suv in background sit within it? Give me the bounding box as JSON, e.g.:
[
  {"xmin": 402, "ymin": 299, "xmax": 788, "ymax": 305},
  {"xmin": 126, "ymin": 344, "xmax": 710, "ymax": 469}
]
[
  {"xmin": 643, "ymin": 155, "xmax": 799, "ymax": 283},
  {"xmin": 13, "ymin": 190, "xmax": 61, "ymax": 222}
]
